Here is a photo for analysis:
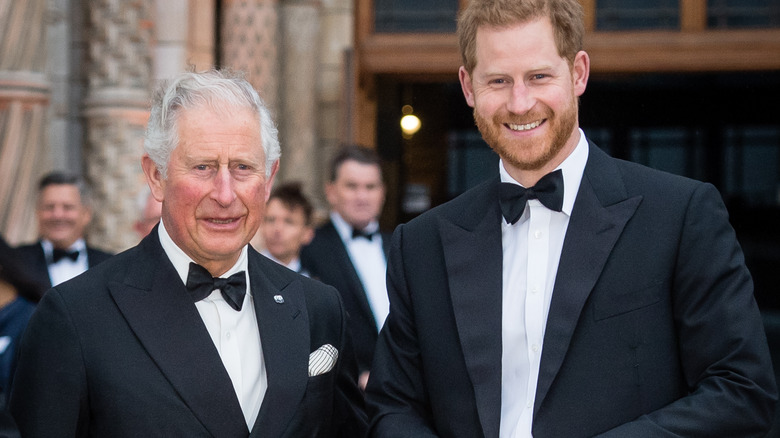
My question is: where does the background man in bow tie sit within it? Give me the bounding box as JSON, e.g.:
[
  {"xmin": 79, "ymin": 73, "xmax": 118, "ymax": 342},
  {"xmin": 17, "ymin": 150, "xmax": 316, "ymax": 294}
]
[
  {"xmin": 365, "ymin": 0, "xmax": 776, "ymax": 436},
  {"xmin": 10, "ymin": 69, "xmax": 366, "ymax": 437},
  {"xmin": 14, "ymin": 171, "xmax": 112, "ymax": 299},
  {"xmin": 301, "ymin": 145, "xmax": 391, "ymax": 389}
]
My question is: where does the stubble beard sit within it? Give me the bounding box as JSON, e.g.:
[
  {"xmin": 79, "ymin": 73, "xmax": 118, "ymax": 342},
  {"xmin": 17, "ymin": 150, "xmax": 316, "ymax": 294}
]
[{"xmin": 474, "ymin": 95, "xmax": 578, "ymax": 172}]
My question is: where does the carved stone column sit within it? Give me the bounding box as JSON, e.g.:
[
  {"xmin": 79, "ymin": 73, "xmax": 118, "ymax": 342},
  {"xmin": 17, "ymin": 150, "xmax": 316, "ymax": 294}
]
[
  {"xmin": 278, "ymin": 0, "xmax": 320, "ymax": 191},
  {"xmin": 0, "ymin": 0, "xmax": 50, "ymax": 244},
  {"xmin": 221, "ymin": 0, "xmax": 280, "ymax": 118},
  {"xmin": 82, "ymin": 0, "xmax": 153, "ymax": 252}
]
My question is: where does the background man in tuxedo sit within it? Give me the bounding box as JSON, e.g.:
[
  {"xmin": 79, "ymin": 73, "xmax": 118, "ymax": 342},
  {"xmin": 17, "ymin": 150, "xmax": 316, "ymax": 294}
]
[
  {"xmin": 365, "ymin": 0, "xmax": 777, "ymax": 436},
  {"xmin": 10, "ymin": 69, "xmax": 366, "ymax": 437},
  {"xmin": 301, "ymin": 145, "xmax": 390, "ymax": 389},
  {"xmin": 14, "ymin": 171, "xmax": 112, "ymax": 298},
  {"xmin": 260, "ymin": 182, "xmax": 314, "ymax": 275}
]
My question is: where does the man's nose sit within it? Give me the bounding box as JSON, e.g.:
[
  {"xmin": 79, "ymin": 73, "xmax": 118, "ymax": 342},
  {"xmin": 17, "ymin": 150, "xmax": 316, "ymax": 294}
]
[
  {"xmin": 506, "ymin": 82, "xmax": 535, "ymax": 115},
  {"xmin": 212, "ymin": 167, "xmax": 237, "ymax": 206}
]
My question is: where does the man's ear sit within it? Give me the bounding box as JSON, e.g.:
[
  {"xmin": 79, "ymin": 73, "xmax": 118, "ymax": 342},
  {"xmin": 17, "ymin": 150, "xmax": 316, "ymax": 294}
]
[
  {"xmin": 141, "ymin": 155, "xmax": 165, "ymax": 202},
  {"xmin": 265, "ymin": 160, "xmax": 280, "ymax": 202},
  {"xmin": 572, "ymin": 50, "xmax": 590, "ymax": 97},
  {"xmin": 301, "ymin": 227, "xmax": 315, "ymax": 246},
  {"xmin": 459, "ymin": 66, "xmax": 476, "ymax": 108}
]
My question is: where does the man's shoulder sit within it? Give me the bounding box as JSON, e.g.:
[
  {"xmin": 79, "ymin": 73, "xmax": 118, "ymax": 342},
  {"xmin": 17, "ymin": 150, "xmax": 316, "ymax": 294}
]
[
  {"xmin": 14, "ymin": 242, "xmax": 42, "ymax": 255},
  {"xmin": 404, "ymin": 177, "xmax": 498, "ymax": 230},
  {"xmin": 52, "ymin": 244, "xmax": 145, "ymax": 298},
  {"xmin": 252, "ymin": 250, "xmax": 340, "ymax": 308},
  {"xmin": 86, "ymin": 245, "xmax": 114, "ymax": 265},
  {"xmin": 303, "ymin": 221, "xmax": 343, "ymax": 254}
]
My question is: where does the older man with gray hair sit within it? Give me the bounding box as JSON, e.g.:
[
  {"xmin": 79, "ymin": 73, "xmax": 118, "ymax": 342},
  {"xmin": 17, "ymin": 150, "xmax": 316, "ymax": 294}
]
[{"xmin": 10, "ymin": 69, "xmax": 366, "ymax": 437}]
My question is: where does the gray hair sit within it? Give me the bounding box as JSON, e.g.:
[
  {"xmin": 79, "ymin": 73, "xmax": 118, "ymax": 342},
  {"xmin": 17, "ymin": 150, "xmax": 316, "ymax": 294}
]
[{"xmin": 143, "ymin": 69, "xmax": 280, "ymax": 179}]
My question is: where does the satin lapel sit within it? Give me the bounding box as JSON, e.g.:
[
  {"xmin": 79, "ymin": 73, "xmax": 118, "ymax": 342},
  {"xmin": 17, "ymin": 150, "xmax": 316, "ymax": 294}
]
[
  {"xmin": 32, "ymin": 243, "xmax": 53, "ymax": 288},
  {"xmin": 324, "ymin": 223, "xmax": 375, "ymax": 324},
  {"xmin": 109, "ymin": 235, "xmax": 248, "ymax": 438},
  {"xmin": 441, "ymin": 179, "xmax": 504, "ymax": 438},
  {"xmin": 533, "ymin": 144, "xmax": 642, "ymax": 415},
  {"xmin": 250, "ymin": 252, "xmax": 309, "ymax": 437}
]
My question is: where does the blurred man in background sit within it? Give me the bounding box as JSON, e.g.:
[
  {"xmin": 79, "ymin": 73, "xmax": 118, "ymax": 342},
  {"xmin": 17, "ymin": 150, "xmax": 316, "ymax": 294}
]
[
  {"xmin": 260, "ymin": 182, "xmax": 314, "ymax": 275},
  {"xmin": 14, "ymin": 171, "xmax": 112, "ymax": 298},
  {"xmin": 301, "ymin": 145, "xmax": 390, "ymax": 389}
]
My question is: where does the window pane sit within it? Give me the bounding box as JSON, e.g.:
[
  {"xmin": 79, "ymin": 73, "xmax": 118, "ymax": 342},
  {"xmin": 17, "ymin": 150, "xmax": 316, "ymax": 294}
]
[
  {"xmin": 447, "ymin": 130, "xmax": 497, "ymax": 197},
  {"xmin": 708, "ymin": 0, "xmax": 780, "ymax": 29},
  {"xmin": 375, "ymin": 0, "xmax": 458, "ymax": 33},
  {"xmin": 723, "ymin": 126, "xmax": 780, "ymax": 206},
  {"xmin": 628, "ymin": 128, "xmax": 705, "ymax": 180},
  {"xmin": 596, "ymin": 0, "xmax": 679, "ymax": 30}
]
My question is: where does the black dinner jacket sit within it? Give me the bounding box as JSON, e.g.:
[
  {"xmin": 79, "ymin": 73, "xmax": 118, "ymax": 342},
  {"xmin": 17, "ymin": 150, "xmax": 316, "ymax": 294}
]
[
  {"xmin": 300, "ymin": 221, "xmax": 391, "ymax": 372},
  {"xmin": 9, "ymin": 228, "xmax": 367, "ymax": 437},
  {"xmin": 14, "ymin": 240, "xmax": 112, "ymax": 299},
  {"xmin": 365, "ymin": 142, "xmax": 777, "ymax": 437}
]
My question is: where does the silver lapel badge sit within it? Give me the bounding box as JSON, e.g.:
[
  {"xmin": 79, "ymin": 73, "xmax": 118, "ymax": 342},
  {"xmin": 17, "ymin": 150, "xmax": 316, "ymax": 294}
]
[{"xmin": 273, "ymin": 295, "xmax": 285, "ymax": 304}]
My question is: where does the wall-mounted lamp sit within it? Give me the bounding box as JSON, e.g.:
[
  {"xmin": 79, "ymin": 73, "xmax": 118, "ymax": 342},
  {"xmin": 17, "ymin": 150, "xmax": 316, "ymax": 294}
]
[{"xmin": 400, "ymin": 104, "xmax": 421, "ymax": 138}]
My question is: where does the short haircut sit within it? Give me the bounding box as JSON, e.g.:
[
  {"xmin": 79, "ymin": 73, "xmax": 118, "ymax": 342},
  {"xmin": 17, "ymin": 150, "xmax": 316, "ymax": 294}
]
[
  {"xmin": 38, "ymin": 171, "xmax": 92, "ymax": 208},
  {"xmin": 269, "ymin": 182, "xmax": 314, "ymax": 226},
  {"xmin": 144, "ymin": 68, "xmax": 280, "ymax": 179},
  {"xmin": 328, "ymin": 145, "xmax": 383, "ymax": 183},
  {"xmin": 457, "ymin": 0, "xmax": 585, "ymax": 74}
]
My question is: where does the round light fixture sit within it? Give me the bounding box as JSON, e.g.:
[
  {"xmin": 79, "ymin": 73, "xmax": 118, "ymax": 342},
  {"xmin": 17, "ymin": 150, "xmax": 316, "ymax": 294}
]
[{"xmin": 400, "ymin": 105, "xmax": 421, "ymax": 136}]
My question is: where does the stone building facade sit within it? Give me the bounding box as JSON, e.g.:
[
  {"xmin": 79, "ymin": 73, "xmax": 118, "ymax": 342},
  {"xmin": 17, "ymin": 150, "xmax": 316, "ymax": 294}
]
[{"xmin": 0, "ymin": 0, "xmax": 353, "ymax": 252}]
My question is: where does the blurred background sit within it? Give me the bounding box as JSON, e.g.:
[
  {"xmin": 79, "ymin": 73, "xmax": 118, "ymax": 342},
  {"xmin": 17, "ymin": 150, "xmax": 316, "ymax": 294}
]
[{"xmin": 1, "ymin": 2, "xmax": 780, "ymax": 423}]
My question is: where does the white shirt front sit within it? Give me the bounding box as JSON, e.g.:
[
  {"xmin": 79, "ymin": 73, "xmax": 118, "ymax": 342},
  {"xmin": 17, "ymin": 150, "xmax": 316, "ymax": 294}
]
[
  {"xmin": 500, "ymin": 130, "xmax": 589, "ymax": 438},
  {"xmin": 158, "ymin": 220, "xmax": 267, "ymax": 430},
  {"xmin": 43, "ymin": 238, "xmax": 88, "ymax": 286},
  {"xmin": 331, "ymin": 212, "xmax": 389, "ymax": 330}
]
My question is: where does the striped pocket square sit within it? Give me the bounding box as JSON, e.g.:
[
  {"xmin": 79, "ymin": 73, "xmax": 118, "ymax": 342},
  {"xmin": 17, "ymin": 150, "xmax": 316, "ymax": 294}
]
[{"xmin": 308, "ymin": 344, "xmax": 339, "ymax": 377}]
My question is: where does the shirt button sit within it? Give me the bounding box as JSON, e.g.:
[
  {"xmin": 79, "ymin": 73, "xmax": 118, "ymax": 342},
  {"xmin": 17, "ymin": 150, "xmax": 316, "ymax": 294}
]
[
  {"xmin": 531, "ymin": 287, "xmax": 539, "ymax": 294},
  {"xmin": 534, "ymin": 230, "xmax": 542, "ymax": 239},
  {"xmin": 531, "ymin": 344, "xmax": 540, "ymax": 352},
  {"xmin": 526, "ymin": 401, "xmax": 533, "ymax": 409},
  {"xmin": 225, "ymin": 332, "xmax": 232, "ymax": 339}
]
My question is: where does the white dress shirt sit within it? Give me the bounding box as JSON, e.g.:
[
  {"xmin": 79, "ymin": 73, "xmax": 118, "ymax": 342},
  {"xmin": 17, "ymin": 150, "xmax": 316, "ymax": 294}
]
[
  {"xmin": 500, "ymin": 129, "xmax": 589, "ymax": 438},
  {"xmin": 43, "ymin": 238, "xmax": 88, "ymax": 286},
  {"xmin": 331, "ymin": 212, "xmax": 390, "ymax": 330},
  {"xmin": 158, "ymin": 221, "xmax": 267, "ymax": 430}
]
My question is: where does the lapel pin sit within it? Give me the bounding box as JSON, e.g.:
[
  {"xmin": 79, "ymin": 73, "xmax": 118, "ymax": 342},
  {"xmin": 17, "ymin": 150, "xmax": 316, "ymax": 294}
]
[{"xmin": 273, "ymin": 295, "xmax": 284, "ymax": 304}]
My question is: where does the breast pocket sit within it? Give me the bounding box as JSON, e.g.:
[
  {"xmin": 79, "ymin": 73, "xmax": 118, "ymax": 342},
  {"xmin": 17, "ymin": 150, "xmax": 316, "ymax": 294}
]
[{"xmin": 592, "ymin": 278, "xmax": 668, "ymax": 321}]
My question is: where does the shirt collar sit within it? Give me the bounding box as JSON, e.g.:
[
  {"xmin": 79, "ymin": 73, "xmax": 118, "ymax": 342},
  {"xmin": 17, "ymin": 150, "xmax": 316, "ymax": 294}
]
[
  {"xmin": 157, "ymin": 219, "xmax": 249, "ymax": 287},
  {"xmin": 499, "ymin": 128, "xmax": 589, "ymax": 216},
  {"xmin": 330, "ymin": 211, "xmax": 379, "ymax": 242}
]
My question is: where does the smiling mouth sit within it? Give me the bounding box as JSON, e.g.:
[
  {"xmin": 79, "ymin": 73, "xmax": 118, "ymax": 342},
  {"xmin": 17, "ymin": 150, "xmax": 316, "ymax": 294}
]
[
  {"xmin": 208, "ymin": 218, "xmax": 237, "ymax": 225},
  {"xmin": 507, "ymin": 120, "xmax": 543, "ymax": 131}
]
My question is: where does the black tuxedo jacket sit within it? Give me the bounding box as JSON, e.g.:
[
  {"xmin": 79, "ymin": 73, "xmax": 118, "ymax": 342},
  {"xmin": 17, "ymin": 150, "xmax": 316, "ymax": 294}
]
[
  {"xmin": 300, "ymin": 221, "xmax": 391, "ymax": 372},
  {"xmin": 9, "ymin": 230, "xmax": 367, "ymax": 437},
  {"xmin": 14, "ymin": 241, "xmax": 112, "ymax": 298},
  {"xmin": 365, "ymin": 142, "xmax": 777, "ymax": 437}
]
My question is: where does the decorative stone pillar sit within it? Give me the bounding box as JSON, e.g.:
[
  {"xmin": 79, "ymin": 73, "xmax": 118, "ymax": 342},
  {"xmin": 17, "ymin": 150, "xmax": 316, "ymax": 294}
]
[
  {"xmin": 82, "ymin": 0, "xmax": 153, "ymax": 252},
  {"xmin": 188, "ymin": 0, "xmax": 217, "ymax": 70},
  {"xmin": 221, "ymin": 0, "xmax": 280, "ymax": 118},
  {"xmin": 278, "ymin": 0, "xmax": 320, "ymax": 191},
  {"xmin": 0, "ymin": 0, "xmax": 50, "ymax": 244}
]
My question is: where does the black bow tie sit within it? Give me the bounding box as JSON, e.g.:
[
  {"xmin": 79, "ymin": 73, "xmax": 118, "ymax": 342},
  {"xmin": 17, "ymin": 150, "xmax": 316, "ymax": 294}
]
[
  {"xmin": 186, "ymin": 263, "xmax": 247, "ymax": 311},
  {"xmin": 51, "ymin": 248, "xmax": 80, "ymax": 263},
  {"xmin": 352, "ymin": 228, "xmax": 376, "ymax": 241},
  {"xmin": 499, "ymin": 169, "xmax": 564, "ymax": 225}
]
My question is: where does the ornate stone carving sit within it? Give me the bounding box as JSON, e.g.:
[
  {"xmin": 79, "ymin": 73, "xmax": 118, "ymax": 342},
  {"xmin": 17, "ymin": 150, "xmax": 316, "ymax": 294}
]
[{"xmin": 83, "ymin": 0, "xmax": 153, "ymax": 252}]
